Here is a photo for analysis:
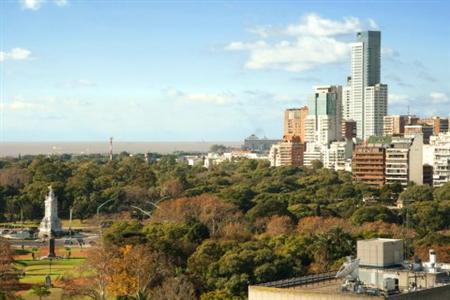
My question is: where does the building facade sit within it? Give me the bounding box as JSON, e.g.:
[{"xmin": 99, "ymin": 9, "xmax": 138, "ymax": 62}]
[
  {"xmin": 429, "ymin": 132, "xmax": 450, "ymax": 186},
  {"xmin": 383, "ymin": 115, "xmax": 419, "ymax": 136},
  {"xmin": 385, "ymin": 135, "xmax": 423, "ymax": 186},
  {"xmin": 269, "ymin": 137, "xmax": 304, "ymax": 167},
  {"xmin": 284, "ymin": 107, "xmax": 309, "ymax": 142},
  {"xmin": 350, "ymin": 31, "xmax": 387, "ymax": 140},
  {"xmin": 305, "ymin": 85, "xmax": 342, "ymax": 145},
  {"xmin": 352, "ymin": 145, "xmax": 386, "ymax": 186},
  {"xmin": 420, "ymin": 117, "xmax": 450, "ymax": 136}
]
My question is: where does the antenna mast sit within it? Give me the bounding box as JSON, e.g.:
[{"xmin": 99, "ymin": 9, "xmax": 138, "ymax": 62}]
[{"xmin": 109, "ymin": 137, "xmax": 113, "ymax": 161}]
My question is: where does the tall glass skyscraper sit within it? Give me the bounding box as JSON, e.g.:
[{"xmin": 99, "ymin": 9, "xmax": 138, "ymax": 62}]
[{"xmin": 350, "ymin": 30, "xmax": 387, "ymax": 140}]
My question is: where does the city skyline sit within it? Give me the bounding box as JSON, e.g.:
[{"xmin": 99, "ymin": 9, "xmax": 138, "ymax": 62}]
[{"xmin": 1, "ymin": 0, "xmax": 450, "ymax": 141}]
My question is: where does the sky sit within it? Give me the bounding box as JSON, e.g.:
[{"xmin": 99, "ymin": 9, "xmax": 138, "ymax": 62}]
[{"xmin": 1, "ymin": 0, "xmax": 450, "ymax": 141}]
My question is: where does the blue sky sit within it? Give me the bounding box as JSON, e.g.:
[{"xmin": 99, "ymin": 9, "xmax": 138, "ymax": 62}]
[{"xmin": 1, "ymin": 0, "xmax": 449, "ymax": 141}]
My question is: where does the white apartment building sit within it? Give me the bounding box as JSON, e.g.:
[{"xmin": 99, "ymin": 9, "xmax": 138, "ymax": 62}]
[
  {"xmin": 364, "ymin": 84, "xmax": 388, "ymax": 138},
  {"xmin": 428, "ymin": 132, "xmax": 450, "ymax": 186},
  {"xmin": 303, "ymin": 142, "xmax": 323, "ymax": 167},
  {"xmin": 323, "ymin": 140, "xmax": 353, "ymax": 171},
  {"xmin": 385, "ymin": 135, "xmax": 423, "ymax": 186}
]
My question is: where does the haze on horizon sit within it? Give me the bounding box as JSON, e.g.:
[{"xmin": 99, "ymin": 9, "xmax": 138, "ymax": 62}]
[{"xmin": 1, "ymin": 0, "xmax": 449, "ymax": 142}]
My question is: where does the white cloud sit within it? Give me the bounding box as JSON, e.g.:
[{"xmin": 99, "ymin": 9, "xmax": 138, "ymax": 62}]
[
  {"xmin": 20, "ymin": 0, "xmax": 68, "ymax": 10},
  {"xmin": 381, "ymin": 47, "xmax": 399, "ymax": 58},
  {"xmin": 227, "ymin": 36, "xmax": 350, "ymax": 72},
  {"xmin": 389, "ymin": 94, "xmax": 409, "ymax": 105},
  {"xmin": 54, "ymin": 0, "xmax": 68, "ymax": 6},
  {"xmin": 166, "ymin": 88, "xmax": 235, "ymax": 105},
  {"xmin": 20, "ymin": 0, "xmax": 44, "ymax": 10},
  {"xmin": 224, "ymin": 41, "xmax": 268, "ymax": 51},
  {"xmin": 430, "ymin": 92, "xmax": 449, "ymax": 104},
  {"xmin": 226, "ymin": 14, "xmax": 379, "ymax": 72},
  {"xmin": 0, "ymin": 48, "xmax": 32, "ymax": 62},
  {"xmin": 285, "ymin": 14, "xmax": 362, "ymax": 37},
  {"xmin": 368, "ymin": 18, "xmax": 379, "ymax": 29}
]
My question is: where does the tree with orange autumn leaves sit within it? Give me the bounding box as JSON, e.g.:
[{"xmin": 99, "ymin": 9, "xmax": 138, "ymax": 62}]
[
  {"xmin": 0, "ymin": 238, "xmax": 21, "ymax": 300},
  {"xmin": 61, "ymin": 244, "xmax": 195, "ymax": 300}
]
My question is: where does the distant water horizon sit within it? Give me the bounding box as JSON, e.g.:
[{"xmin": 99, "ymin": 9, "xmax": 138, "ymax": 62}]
[{"xmin": 0, "ymin": 141, "xmax": 242, "ymax": 157}]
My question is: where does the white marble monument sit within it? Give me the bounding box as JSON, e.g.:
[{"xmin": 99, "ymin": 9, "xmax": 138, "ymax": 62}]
[{"xmin": 38, "ymin": 186, "xmax": 63, "ymax": 238}]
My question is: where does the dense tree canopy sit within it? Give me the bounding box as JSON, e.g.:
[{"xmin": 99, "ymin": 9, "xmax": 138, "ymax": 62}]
[{"xmin": 1, "ymin": 154, "xmax": 449, "ymax": 299}]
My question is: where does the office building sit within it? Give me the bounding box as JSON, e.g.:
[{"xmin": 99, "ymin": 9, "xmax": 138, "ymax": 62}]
[
  {"xmin": 350, "ymin": 31, "xmax": 387, "ymax": 140},
  {"xmin": 352, "ymin": 145, "xmax": 386, "ymax": 186},
  {"xmin": 284, "ymin": 107, "xmax": 309, "ymax": 142},
  {"xmin": 305, "ymin": 85, "xmax": 342, "ymax": 145}
]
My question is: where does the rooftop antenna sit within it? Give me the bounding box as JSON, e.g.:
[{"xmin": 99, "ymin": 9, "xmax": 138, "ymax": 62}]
[{"xmin": 109, "ymin": 137, "xmax": 113, "ymax": 161}]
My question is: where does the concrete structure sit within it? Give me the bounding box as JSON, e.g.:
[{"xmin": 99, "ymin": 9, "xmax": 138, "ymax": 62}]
[
  {"xmin": 284, "ymin": 107, "xmax": 309, "ymax": 142},
  {"xmin": 303, "ymin": 142, "xmax": 324, "ymax": 167},
  {"xmin": 242, "ymin": 134, "xmax": 280, "ymax": 153},
  {"xmin": 419, "ymin": 116, "xmax": 449, "ymax": 135},
  {"xmin": 350, "ymin": 31, "xmax": 387, "ymax": 140},
  {"xmin": 324, "ymin": 140, "xmax": 353, "ymax": 171},
  {"xmin": 249, "ymin": 239, "xmax": 450, "ymax": 300},
  {"xmin": 429, "ymin": 132, "xmax": 450, "ymax": 186},
  {"xmin": 352, "ymin": 145, "xmax": 386, "ymax": 186},
  {"xmin": 305, "ymin": 85, "xmax": 342, "ymax": 145},
  {"xmin": 342, "ymin": 76, "xmax": 352, "ymax": 121},
  {"xmin": 364, "ymin": 83, "xmax": 388, "ymax": 138},
  {"xmin": 405, "ymin": 124, "xmax": 433, "ymax": 144},
  {"xmin": 423, "ymin": 164, "xmax": 434, "ymax": 186},
  {"xmin": 385, "ymin": 135, "xmax": 423, "ymax": 186},
  {"xmin": 357, "ymin": 239, "xmax": 403, "ymax": 267},
  {"xmin": 38, "ymin": 186, "xmax": 63, "ymax": 238},
  {"xmin": 342, "ymin": 120, "xmax": 357, "ymax": 140},
  {"xmin": 269, "ymin": 137, "xmax": 304, "ymax": 167},
  {"xmin": 383, "ymin": 115, "xmax": 419, "ymax": 136}
]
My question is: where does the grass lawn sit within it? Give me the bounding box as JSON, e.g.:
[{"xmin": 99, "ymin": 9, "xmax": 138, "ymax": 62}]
[{"xmin": 15, "ymin": 257, "xmax": 85, "ymax": 300}]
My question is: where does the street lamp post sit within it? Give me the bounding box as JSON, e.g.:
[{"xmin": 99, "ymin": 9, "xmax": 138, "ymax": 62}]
[{"xmin": 96, "ymin": 199, "xmax": 115, "ymax": 242}]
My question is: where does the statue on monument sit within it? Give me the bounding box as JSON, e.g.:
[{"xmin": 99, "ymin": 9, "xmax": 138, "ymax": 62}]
[{"xmin": 38, "ymin": 186, "xmax": 63, "ymax": 238}]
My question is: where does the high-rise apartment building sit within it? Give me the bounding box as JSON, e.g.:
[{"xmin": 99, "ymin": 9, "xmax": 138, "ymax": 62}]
[
  {"xmin": 284, "ymin": 107, "xmax": 309, "ymax": 142},
  {"xmin": 352, "ymin": 145, "xmax": 386, "ymax": 186},
  {"xmin": 269, "ymin": 137, "xmax": 304, "ymax": 167},
  {"xmin": 305, "ymin": 85, "xmax": 342, "ymax": 145},
  {"xmin": 364, "ymin": 83, "xmax": 388, "ymax": 138},
  {"xmin": 350, "ymin": 31, "xmax": 387, "ymax": 140}
]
